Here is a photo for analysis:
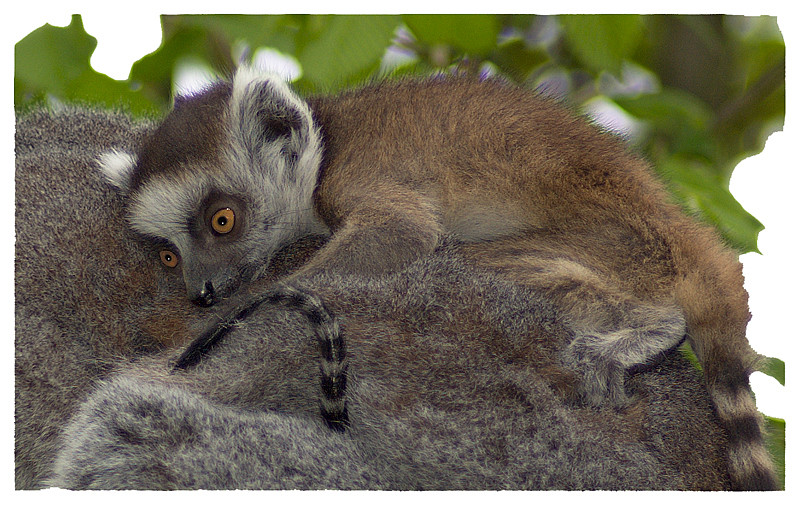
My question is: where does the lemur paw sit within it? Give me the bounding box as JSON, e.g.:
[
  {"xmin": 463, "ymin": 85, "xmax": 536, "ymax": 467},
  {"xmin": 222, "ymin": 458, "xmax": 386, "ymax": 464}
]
[
  {"xmin": 561, "ymin": 313, "xmax": 685, "ymax": 408},
  {"xmin": 562, "ymin": 332, "xmax": 632, "ymax": 408}
]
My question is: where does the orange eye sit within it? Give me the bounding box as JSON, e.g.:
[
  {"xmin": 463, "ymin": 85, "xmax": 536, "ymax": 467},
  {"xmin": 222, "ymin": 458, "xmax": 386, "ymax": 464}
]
[
  {"xmin": 211, "ymin": 208, "xmax": 235, "ymax": 234},
  {"xmin": 159, "ymin": 250, "xmax": 179, "ymax": 268}
]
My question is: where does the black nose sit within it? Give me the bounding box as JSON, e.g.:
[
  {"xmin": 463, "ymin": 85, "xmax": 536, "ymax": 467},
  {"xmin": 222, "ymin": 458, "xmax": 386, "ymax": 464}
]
[{"xmin": 192, "ymin": 281, "xmax": 215, "ymax": 307}]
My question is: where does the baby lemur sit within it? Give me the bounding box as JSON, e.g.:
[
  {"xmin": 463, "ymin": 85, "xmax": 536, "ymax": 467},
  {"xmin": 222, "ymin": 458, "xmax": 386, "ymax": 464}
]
[{"xmin": 99, "ymin": 67, "xmax": 776, "ymax": 489}]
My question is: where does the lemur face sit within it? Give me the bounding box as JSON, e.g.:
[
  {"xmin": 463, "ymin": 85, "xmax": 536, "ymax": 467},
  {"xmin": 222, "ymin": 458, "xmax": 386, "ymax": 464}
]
[{"xmin": 99, "ymin": 69, "xmax": 327, "ymax": 306}]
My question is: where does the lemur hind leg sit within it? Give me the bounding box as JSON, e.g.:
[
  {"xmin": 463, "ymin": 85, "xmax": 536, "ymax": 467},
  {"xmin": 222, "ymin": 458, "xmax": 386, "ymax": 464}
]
[
  {"xmin": 545, "ymin": 259, "xmax": 686, "ymax": 407},
  {"xmin": 563, "ymin": 303, "xmax": 686, "ymax": 407},
  {"xmin": 466, "ymin": 248, "xmax": 686, "ymax": 407}
]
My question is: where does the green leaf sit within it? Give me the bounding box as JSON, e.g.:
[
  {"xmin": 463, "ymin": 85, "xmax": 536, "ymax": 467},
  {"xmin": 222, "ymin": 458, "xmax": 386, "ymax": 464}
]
[
  {"xmin": 498, "ymin": 14, "xmax": 538, "ymax": 33},
  {"xmin": 657, "ymin": 155, "xmax": 763, "ymax": 253},
  {"xmin": 403, "ymin": 14, "xmax": 500, "ymax": 57},
  {"xmin": 295, "ymin": 15, "xmax": 400, "ymax": 92},
  {"xmin": 129, "ymin": 15, "xmax": 297, "ymax": 109},
  {"xmin": 560, "ymin": 15, "xmax": 644, "ymax": 74},
  {"xmin": 764, "ymin": 416, "xmax": 785, "ymax": 490},
  {"xmin": 169, "ymin": 14, "xmax": 296, "ymax": 54},
  {"xmin": 129, "ymin": 23, "xmax": 221, "ymax": 108},
  {"xmin": 15, "ymin": 15, "xmax": 96, "ymax": 103},
  {"xmin": 678, "ymin": 341, "xmax": 701, "ymax": 371},
  {"xmin": 759, "ymin": 357, "xmax": 785, "ymax": 386},
  {"xmin": 616, "ymin": 89, "xmax": 713, "ymax": 130},
  {"xmin": 15, "ymin": 15, "xmax": 159, "ymax": 115}
]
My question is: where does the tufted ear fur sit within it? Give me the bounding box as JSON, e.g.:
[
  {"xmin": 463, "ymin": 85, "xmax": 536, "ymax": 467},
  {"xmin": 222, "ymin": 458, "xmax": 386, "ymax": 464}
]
[
  {"xmin": 229, "ymin": 67, "xmax": 322, "ymax": 180},
  {"xmin": 97, "ymin": 149, "xmax": 138, "ymax": 194}
]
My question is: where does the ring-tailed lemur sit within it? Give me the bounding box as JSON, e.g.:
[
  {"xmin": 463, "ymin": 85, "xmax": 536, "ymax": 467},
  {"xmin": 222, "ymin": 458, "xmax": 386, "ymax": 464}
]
[
  {"xmin": 98, "ymin": 66, "xmax": 777, "ymax": 489},
  {"xmin": 16, "ymin": 107, "xmax": 744, "ymax": 489}
]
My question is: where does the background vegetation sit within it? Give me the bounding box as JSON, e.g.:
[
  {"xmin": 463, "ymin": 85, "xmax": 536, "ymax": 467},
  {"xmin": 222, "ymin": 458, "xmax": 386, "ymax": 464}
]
[{"xmin": 14, "ymin": 14, "xmax": 785, "ymax": 486}]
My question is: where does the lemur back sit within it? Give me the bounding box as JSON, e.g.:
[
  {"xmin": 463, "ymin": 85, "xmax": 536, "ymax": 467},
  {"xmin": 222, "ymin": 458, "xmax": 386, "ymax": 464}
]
[
  {"xmin": 99, "ymin": 68, "xmax": 777, "ymax": 489},
  {"xmin": 50, "ymin": 240, "xmax": 733, "ymax": 490}
]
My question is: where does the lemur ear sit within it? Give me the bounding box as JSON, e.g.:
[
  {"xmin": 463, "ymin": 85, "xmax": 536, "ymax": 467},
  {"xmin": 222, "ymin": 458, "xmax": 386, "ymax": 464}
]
[
  {"xmin": 230, "ymin": 67, "xmax": 318, "ymax": 160},
  {"xmin": 97, "ymin": 149, "xmax": 138, "ymax": 194}
]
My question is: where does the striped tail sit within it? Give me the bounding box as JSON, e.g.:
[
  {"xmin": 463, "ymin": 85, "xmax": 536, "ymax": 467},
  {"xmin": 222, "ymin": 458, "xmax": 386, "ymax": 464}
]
[
  {"xmin": 707, "ymin": 357, "xmax": 779, "ymax": 490},
  {"xmin": 670, "ymin": 232, "xmax": 780, "ymax": 490},
  {"xmin": 273, "ymin": 284, "xmax": 349, "ymax": 432},
  {"xmin": 174, "ymin": 283, "xmax": 349, "ymax": 432}
]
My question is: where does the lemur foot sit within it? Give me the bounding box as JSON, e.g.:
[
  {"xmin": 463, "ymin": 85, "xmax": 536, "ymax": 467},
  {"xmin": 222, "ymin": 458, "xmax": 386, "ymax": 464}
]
[{"xmin": 561, "ymin": 307, "xmax": 686, "ymax": 408}]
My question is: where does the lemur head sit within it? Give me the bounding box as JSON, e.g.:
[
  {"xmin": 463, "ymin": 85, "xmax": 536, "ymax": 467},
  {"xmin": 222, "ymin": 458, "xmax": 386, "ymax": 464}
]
[{"xmin": 99, "ymin": 68, "xmax": 327, "ymax": 306}]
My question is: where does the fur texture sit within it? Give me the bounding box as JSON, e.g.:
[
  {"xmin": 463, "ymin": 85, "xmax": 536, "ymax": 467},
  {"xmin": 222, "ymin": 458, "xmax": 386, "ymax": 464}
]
[
  {"xmin": 174, "ymin": 283, "xmax": 349, "ymax": 431},
  {"xmin": 99, "ymin": 76, "xmax": 329, "ymax": 305},
  {"xmin": 14, "ymin": 107, "xmax": 320, "ymax": 488},
  {"xmin": 100, "ymin": 68, "xmax": 775, "ymax": 489},
  {"xmin": 18, "ymin": 107, "xmax": 735, "ymax": 490},
  {"xmin": 49, "ymin": 241, "xmax": 731, "ymax": 490}
]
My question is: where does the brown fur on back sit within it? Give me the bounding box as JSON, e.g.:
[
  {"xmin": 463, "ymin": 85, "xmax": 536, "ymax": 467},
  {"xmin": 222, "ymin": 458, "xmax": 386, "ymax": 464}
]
[{"xmin": 302, "ymin": 77, "xmax": 775, "ymax": 489}]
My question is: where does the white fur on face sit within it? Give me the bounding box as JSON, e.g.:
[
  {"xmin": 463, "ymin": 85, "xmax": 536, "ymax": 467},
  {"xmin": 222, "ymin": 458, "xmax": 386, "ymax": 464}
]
[
  {"xmin": 231, "ymin": 67, "xmax": 313, "ymax": 127},
  {"xmin": 127, "ymin": 156, "xmax": 328, "ymax": 269},
  {"xmin": 225, "ymin": 66, "xmax": 327, "ymax": 250},
  {"xmin": 127, "ymin": 171, "xmax": 210, "ymax": 243}
]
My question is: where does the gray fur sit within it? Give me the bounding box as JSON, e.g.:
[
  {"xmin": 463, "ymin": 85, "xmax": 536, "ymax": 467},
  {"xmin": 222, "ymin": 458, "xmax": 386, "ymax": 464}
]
[
  {"xmin": 562, "ymin": 304, "xmax": 687, "ymax": 407},
  {"xmin": 48, "ymin": 247, "xmax": 730, "ymax": 490},
  {"xmin": 173, "ymin": 282, "xmax": 349, "ymax": 430},
  {"xmin": 18, "ymin": 107, "xmax": 731, "ymax": 490},
  {"xmin": 15, "ymin": 107, "xmax": 161, "ymax": 489}
]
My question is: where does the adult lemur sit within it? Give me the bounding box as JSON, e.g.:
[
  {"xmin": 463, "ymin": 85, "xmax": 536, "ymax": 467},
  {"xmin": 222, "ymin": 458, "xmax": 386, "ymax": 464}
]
[{"xmin": 99, "ymin": 67, "xmax": 776, "ymax": 489}]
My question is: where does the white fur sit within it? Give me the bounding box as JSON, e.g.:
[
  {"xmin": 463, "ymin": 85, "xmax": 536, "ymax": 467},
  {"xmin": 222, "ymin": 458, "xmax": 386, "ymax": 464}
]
[
  {"xmin": 225, "ymin": 66, "xmax": 327, "ymax": 254},
  {"xmin": 97, "ymin": 149, "xmax": 138, "ymax": 192},
  {"xmin": 128, "ymin": 160, "xmax": 328, "ymax": 267},
  {"xmin": 128, "ymin": 172, "xmax": 210, "ymax": 241}
]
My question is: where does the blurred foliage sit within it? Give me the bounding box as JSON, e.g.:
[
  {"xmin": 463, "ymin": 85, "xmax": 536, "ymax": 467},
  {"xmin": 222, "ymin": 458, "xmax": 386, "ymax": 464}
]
[
  {"xmin": 14, "ymin": 13, "xmax": 786, "ymax": 486},
  {"xmin": 15, "ymin": 14, "xmax": 784, "ymax": 253}
]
